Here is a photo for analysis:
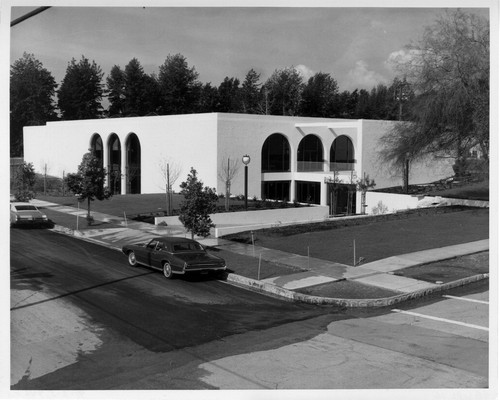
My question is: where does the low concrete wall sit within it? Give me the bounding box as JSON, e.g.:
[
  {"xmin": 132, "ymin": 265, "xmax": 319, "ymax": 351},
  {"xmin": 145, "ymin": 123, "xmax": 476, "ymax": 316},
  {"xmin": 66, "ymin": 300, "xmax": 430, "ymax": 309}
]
[
  {"xmin": 155, "ymin": 205, "xmax": 330, "ymax": 237},
  {"xmin": 365, "ymin": 191, "xmax": 489, "ymax": 215}
]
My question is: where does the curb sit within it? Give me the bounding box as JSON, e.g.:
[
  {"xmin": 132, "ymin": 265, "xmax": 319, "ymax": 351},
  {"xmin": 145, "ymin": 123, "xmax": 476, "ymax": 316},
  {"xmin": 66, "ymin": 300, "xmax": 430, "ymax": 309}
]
[
  {"xmin": 50, "ymin": 224, "xmax": 489, "ymax": 308},
  {"xmin": 225, "ymin": 272, "xmax": 489, "ymax": 308}
]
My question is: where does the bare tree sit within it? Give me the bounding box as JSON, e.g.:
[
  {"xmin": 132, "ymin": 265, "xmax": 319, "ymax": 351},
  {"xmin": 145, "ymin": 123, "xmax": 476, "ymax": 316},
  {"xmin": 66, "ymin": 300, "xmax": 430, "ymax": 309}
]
[
  {"xmin": 218, "ymin": 157, "xmax": 240, "ymax": 211},
  {"xmin": 158, "ymin": 157, "xmax": 182, "ymax": 215}
]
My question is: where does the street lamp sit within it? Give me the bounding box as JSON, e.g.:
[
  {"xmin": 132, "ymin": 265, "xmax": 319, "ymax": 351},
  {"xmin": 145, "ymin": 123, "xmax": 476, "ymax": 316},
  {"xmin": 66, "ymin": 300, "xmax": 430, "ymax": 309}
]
[{"xmin": 242, "ymin": 154, "xmax": 251, "ymax": 210}]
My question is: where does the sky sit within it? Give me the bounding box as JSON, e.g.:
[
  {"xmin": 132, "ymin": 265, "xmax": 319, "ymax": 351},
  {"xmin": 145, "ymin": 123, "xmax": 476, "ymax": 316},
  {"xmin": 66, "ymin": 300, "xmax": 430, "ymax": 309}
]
[{"xmin": 7, "ymin": 2, "xmax": 492, "ymax": 93}]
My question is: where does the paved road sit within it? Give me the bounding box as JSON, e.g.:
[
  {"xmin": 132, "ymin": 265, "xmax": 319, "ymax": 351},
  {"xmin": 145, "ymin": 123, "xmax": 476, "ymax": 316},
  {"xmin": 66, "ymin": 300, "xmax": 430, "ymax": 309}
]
[
  {"xmin": 196, "ymin": 283, "xmax": 489, "ymax": 389},
  {"xmin": 10, "ymin": 228, "xmax": 489, "ymax": 390},
  {"xmin": 10, "ymin": 228, "xmax": 341, "ymax": 389}
]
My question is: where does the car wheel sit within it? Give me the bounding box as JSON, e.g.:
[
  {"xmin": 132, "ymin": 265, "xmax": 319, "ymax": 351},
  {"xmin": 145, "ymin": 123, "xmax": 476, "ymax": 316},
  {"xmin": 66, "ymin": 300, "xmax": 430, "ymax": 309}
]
[
  {"xmin": 128, "ymin": 251, "xmax": 137, "ymax": 267},
  {"xmin": 163, "ymin": 262, "xmax": 174, "ymax": 279}
]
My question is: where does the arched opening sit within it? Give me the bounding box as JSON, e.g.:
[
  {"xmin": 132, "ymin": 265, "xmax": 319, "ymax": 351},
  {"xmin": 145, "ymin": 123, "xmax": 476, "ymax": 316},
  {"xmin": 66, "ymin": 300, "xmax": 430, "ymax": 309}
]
[
  {"xmin": 90, "ymin": 134, "xmax": 103, "ymax": 169},
  {"xmin": 297, "ymin": 134, "xmax": 324, "ymax": 172},
  {"xmin": 330, "ymin": 135, "xmax": 355, "ymax": 171},
  {"xmin": 126, "ymin": 133, "xmax": 141, "ymax": 194},
  {"xmin": 261, "ymin": 133, "xmax": 290, "ymax": 172},
  {"xmin": 108, "ymin": 134, "xmax": 121, "ymax": 195}
]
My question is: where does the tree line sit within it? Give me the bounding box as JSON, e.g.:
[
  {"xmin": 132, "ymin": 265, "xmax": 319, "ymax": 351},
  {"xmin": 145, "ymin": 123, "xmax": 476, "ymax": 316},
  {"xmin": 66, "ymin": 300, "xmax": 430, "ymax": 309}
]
[
  {"xmin": 10, "ymin": 9, "xmax": 489, "ymax": 184},
  {"xmin": 10, "ymin": 52, "xmax": 411, "ymax": 157}
]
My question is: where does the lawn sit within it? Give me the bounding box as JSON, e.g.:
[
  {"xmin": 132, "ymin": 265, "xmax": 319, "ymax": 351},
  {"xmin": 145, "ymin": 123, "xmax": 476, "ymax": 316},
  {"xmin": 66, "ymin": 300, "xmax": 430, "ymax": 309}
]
[
  {"xmin": 243, "ymin": 208, "xmax": 489, "ymax": 266},
  {"xmin": 37, "ymin": 193, "xmax": 490, "ymax": 268}
]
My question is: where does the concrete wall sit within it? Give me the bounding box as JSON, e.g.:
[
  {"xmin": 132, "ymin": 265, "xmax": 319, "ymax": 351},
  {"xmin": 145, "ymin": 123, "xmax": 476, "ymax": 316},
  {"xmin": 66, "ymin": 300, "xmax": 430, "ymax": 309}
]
[
  {"xmin": 364, "ymin": 191, "xmax": 489, "ymax": 215},
  {"xmin": 155, "ymin": 205, "xmax": 330, "ymax": 237},
  {"xmin": 365, "ymin": 191, "xmax": 421, "ymax": 214},
  {"xmin": 24, "ymin": 114, "xmax": 219, "ymax": 194},
  {"xmin": 23, "ymin": 113, "xmax": 454, "ymax": 204}
]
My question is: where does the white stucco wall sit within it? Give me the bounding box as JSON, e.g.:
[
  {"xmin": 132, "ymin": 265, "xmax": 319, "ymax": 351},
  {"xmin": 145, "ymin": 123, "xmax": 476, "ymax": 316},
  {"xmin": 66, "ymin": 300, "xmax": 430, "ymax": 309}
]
[
  {"xmin": 24, "ymin": 114, "xmax": 219, "ymax": 194},
  {"xmin": 216, "ymin": 114, "xmax": 362, "ymax": 201},
  {"xmin": 23, "ymin": 113, "xmax": 454, "ymax": 205}
]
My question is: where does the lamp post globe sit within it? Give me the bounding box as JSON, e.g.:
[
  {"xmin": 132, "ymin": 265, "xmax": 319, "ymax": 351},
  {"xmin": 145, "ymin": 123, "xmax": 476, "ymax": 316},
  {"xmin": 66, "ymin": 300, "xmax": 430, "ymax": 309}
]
[{"xmin": 242, "ymin": 155, "xmax": 251, "ymax": 210}]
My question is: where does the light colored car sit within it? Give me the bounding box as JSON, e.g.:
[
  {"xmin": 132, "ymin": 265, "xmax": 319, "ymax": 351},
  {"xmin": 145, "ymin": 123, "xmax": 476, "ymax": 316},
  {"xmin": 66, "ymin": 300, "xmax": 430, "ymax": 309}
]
[
  {"xmin": 122, "ymin": 236, "xmax": 226, "ymax": 279},
  {"xmin": 10, "ymin": 202, "xmax": 49, "ymax": 227}
]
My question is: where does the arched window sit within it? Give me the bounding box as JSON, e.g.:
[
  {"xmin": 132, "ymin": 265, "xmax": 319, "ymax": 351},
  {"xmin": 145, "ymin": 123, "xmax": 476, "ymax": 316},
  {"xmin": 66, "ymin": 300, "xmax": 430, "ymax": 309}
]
[
  {"xmin": 108, "ymin": 134, "xmax": 121, "ymax": 195},
  {"xmin": 90, "ymin": 134, "xmax": 103, "ymax": 169},
  {"xmin": 126, "ymin": 133, "xmax": 141, "ymax": 194},
  {"xmin": 297, "ymin": 134, "xmax": 323, "ymax": 171},
  {"xmin": 262, "ymin": 133, "xmax": 290, "ymax": 172},
  {"xmin": 330, "ymin": 135, "xmax": 355, "ymax": 171}
]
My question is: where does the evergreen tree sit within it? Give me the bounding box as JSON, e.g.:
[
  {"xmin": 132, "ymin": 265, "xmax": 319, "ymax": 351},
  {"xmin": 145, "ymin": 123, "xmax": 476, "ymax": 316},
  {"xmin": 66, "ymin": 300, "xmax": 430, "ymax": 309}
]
[
  {"xmin": 240, "ymin": 68, "xmax": 262, "ymax": 114},
  {"xmin": 300, "ymin": 72, "xmax": 339, "ymax": 117},
  {"xmin": 158, "ymin": 54, "xmax": 202, "ymax": 114},
  {"xmin": 58, "ymin": 56, "xmax": 105, "ymax": 120},
  {"xmin": 216, "ymin": 77, "xmax": 241, "ymax": 112},
  {"xmin": 197, "ymin": 83, "xmax": 219, "ymax": 112},
  {"xmin": 178, "ymin": 168, "xmax": 218, "ymax": 239},
  {"xmin": 10, "ymin": 53, "xmax": 58, "ymax": 156},
  {"xmin": 106, "ymin": 65, "xmax": 125, "ymax": 117}
]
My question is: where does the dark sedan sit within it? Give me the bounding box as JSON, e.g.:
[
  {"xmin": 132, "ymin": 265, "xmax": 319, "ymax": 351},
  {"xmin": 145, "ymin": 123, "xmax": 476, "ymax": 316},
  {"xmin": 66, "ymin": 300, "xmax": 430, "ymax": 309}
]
[{"xmin": 122, "ymin": 236, "xmax": 226, "ymax": 279}]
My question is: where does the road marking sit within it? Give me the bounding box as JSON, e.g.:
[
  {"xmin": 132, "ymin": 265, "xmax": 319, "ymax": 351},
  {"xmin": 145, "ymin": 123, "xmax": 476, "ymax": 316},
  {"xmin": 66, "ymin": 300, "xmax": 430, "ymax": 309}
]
[
  {"xmin": 391, "ymin": 309, "xmax": 489, "ymax": 332},
  {"xmin": 442, "ymin": 295, "xmax": 489, "ymax": 305}
]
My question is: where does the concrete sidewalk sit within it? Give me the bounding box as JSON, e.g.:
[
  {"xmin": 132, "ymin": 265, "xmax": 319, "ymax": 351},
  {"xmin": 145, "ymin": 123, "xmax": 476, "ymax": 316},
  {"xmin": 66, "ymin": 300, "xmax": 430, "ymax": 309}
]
[{"xmin": 31, "ymin": 199, "xmax": 489, "ymax": 307}]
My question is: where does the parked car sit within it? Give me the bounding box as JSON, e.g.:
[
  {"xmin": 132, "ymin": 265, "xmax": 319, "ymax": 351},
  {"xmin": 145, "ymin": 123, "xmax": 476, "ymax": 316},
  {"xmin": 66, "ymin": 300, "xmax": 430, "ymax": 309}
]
[
  {"xmin": 10, "ymin": 202, "xmax": 49, "ymax": 227},
  {"xmin": 122, "ymin": 236, "xmax": 226, "ymax": 279}
]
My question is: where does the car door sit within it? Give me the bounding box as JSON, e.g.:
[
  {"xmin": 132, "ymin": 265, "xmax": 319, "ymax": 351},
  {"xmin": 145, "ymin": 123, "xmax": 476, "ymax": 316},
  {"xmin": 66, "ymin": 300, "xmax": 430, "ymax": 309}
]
[
  {"xmin": 137, "ymin": 239, "xmax": 158, "ymax": 266},
  {"xmin": 150, "ymin": 241, "xmax": 165, "ymax": 269}
]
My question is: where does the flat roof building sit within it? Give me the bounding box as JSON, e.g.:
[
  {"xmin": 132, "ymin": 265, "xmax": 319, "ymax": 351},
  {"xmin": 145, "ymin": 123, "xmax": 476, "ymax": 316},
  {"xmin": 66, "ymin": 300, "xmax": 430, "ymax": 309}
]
[{"xmin": 23, "ymin": 112, "xmax": 453, "ymax": 215}]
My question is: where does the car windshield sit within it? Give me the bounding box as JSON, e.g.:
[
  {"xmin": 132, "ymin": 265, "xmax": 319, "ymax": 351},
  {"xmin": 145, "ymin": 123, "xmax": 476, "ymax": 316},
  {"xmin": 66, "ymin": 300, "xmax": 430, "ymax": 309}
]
[
  {"xmin": 14, "ymin": 205, "xmax": 38, "ymax": 211},
  {"xmin": 172, "ymin": 242, "xmax": 204, "ymax": 252}
]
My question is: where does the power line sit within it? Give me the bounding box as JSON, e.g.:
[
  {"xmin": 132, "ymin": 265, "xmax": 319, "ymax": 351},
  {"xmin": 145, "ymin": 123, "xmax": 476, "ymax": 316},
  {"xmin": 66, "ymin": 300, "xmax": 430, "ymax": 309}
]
[{"xmin": 11, "ymin": 7, "xmax": 51, "ymax": 27}]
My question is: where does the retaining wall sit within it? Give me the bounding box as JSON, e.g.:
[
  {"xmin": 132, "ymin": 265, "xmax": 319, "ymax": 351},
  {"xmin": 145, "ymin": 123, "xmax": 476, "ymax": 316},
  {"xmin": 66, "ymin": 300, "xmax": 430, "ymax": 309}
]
[{"xmin": 155, "ymin": 205, "xmax": 330, "ymax": 237}]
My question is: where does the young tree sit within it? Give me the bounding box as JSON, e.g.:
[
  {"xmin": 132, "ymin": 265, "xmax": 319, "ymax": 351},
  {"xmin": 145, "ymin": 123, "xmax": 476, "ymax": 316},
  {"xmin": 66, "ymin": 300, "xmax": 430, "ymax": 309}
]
[
  {"xmin": 10, "ymin": 53, "xmax": 58, "ymax": 156},
  {"xmin": 158, "ymin": 54, "xmax": 202, "ymax": 114},
  {"xmin": 58, "ymin": 56, "xmax": 105, "ymax": 120},
  {"xmin": 217, "ymin": 157, "xmax": 240, "ymax": 211},
  {"xmin": 158, "ymin": 157, "xmax": 182, "ymax": 215},
  {"xmin": 390, "ymin": 10, "xmax": 489, "ymax": 165},
  {"xmin": 263, "ymin": 67, "xmax": 304, "ymax": 116},
  {"xmin": 179, "ymin": 168, "xmax": 218, "ymax": 239},
  {"xmin": 12, "ymin": 162, "xmax": 37, "ymax": 202},
  {"xmin": 356, "ymin": 174, "xmax": 376, "ymax": 215},
  {"xmin": 300, "ymin": 72, "xmax": 339, "ymax": 117},
  {"xmin": 66, "ymin": 151, "xmax": 112, "ymax": 224}
]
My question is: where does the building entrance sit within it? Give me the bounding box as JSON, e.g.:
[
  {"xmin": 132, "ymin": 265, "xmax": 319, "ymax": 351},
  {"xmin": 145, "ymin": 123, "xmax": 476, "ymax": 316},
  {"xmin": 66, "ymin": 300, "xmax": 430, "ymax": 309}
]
[{"xmin": 327, "ymin": 183, "xmax": 356, "ymax": 215}]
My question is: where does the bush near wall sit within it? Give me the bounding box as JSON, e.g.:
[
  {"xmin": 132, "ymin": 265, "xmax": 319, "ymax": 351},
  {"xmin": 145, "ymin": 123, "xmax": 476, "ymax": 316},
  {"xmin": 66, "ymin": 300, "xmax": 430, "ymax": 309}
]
[{"xmin": 223, "ymin": 205, "xmax": 474, "ymax": 240}]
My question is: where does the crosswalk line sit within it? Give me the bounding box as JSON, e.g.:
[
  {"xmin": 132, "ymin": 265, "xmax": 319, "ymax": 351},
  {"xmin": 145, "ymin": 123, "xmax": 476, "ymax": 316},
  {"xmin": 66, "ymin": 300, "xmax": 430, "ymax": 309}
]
[{"xmin": 392, "ymin": 309, "xmax": 489, "ymax": 331}]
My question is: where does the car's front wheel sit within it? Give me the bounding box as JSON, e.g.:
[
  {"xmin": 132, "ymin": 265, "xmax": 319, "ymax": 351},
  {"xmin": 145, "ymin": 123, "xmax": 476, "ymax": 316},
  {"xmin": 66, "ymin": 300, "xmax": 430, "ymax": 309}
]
[
  {"xmin": 163, "ymin": 262, "xmax": 174, "ymax": 279},
  {"xmin": 128, "ymin": 251, "xmax": 137, "ymax": 267}
]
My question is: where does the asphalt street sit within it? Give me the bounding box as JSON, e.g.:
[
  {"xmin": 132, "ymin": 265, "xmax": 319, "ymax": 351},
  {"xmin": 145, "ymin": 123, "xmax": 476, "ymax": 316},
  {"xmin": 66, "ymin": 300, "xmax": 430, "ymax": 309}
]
[{"xmin": 10, "ymin": 228, "xmax": 490, "ymax": 391}]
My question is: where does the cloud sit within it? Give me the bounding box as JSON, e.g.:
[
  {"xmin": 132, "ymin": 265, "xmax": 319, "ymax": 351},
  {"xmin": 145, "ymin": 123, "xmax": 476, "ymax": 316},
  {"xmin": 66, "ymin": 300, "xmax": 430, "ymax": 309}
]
[
  {"xmin": 346, "ymin": 60, "xmax": 387, "ymax": 90},
  {"xmin": 386, "ymin": 49, "xmax": 422, "ymax": 73},
  {"xmin": 294, "ymin": 64, "xmax": 315, "ymax": 81}
]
